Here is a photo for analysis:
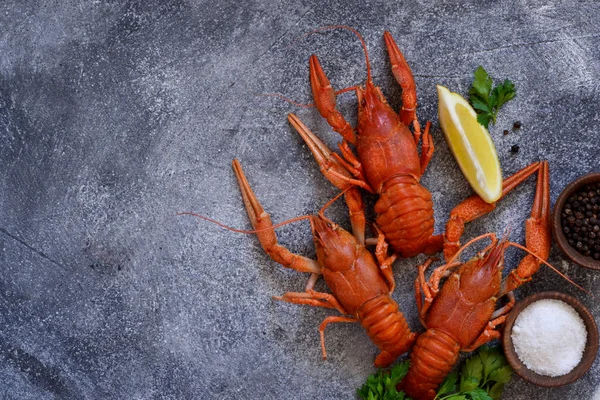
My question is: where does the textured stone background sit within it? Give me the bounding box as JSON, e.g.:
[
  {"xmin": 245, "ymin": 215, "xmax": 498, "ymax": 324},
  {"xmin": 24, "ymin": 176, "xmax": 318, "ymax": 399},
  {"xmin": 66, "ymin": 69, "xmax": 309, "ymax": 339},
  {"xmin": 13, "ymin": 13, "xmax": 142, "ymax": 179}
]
[{"xmin": 1, "ymin": 1, "xmax": 600, "ymax": 399}]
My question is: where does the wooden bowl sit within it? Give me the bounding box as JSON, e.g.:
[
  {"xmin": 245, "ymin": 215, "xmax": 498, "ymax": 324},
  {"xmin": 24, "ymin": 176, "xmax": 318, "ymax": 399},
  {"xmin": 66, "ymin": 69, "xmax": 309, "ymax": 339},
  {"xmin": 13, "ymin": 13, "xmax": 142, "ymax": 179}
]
[
  {"xmin": 552, "ymin": 172, "xmax": 600, "ymax": 270},
  {"xmin": 502, "ymin": 291, "xmax": 598, "ymax": 387}
]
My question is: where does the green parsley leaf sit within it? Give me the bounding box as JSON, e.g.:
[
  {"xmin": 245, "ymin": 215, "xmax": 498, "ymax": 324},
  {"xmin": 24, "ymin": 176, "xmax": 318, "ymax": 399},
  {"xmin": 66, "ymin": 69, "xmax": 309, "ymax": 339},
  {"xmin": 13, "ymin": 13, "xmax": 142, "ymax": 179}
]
[
  {"xmin": 460, "ymin": 356, "xmax": 483, "ymax": 392},
  {"xmin": 357, "ymin": 361, "xmax": 410, "ymax": 400},
  {"xmin": 476, "ymin": 114, "xmax": 492, "ymax": 128},
  {"xmin": 487, "ymin": 381, "xmax": 505, "ymax": 400},
  {"xmin": 495, "ymin": 80, "xmax": 516, "ymax": 109},
  {"xmin": 435, "ymin": 371, "xmax": 458, "ymax": 398},
  {"xmin": 390, "ymin": 361, "xmax": 410, "ymax": 384},
  {"xmin": 478, "ymin": 346, "xmax": 505, "ymax": 381},
  {"xmin": 488, "ymin": 365, "xmax": 512, "ymax": 384},
  {"xmin": 468, "ymin": 66, "xmax": 516, "ymax": 129},
  {"xmin": 470, "ymin": 97, "xmax": 491, "ymax": 113},
  {"xmin": 471, "ymin": 66, "xmax": 492, "ymax": 98},
  {"xmin": 464, "ymin": 388, "xmax": 493, "ymax": 400},
  {"xmin": 460, "ymin": 376, "xmax": 480, "ymax": 393}
]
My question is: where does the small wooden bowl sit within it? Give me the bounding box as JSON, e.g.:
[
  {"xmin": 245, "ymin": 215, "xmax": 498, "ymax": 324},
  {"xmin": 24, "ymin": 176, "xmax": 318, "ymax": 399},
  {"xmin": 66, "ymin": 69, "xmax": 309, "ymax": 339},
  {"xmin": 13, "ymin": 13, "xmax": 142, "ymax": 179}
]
[
  {"xmin": 552, "ymin": 172, "xmax": 600, "ymax": 270},
  {"xmin": 502, "ymin": 291, "xmax": 598, "ymax": 387}
]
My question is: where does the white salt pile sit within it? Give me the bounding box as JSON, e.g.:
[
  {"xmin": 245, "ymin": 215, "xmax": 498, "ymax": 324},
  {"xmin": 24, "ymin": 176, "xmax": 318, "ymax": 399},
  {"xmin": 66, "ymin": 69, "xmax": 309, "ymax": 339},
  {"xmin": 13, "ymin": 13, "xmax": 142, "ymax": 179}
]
[{"xmin": 511, "ymin": 299, "xmax": 587, "ymax": 377}]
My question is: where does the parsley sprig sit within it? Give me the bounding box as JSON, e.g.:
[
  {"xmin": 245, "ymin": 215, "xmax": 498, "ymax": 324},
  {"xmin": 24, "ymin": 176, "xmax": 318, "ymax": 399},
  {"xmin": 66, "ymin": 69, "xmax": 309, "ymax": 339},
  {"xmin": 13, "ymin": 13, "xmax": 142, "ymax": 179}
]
[
  {"xmin": 469, "ymin": 66, "xmax": 516, "ymax": 129},
  {"xmin": 357, "ymin": 346, "xmax": 512, "ymax": 400},
  {"xmin": 435, "ymin": 346, "xmax": 512, "ymax": 400},
  {"xmin": 357, "ymin": 361, "xmax": 410, "ymax": 400}
]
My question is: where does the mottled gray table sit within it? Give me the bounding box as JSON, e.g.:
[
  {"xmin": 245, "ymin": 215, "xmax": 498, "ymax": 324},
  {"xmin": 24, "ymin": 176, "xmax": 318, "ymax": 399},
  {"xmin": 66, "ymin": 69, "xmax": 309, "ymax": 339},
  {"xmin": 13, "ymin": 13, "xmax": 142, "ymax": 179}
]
[{"xmin": 1, "ymin": 1, "xmax": 600, "ymax": 399}]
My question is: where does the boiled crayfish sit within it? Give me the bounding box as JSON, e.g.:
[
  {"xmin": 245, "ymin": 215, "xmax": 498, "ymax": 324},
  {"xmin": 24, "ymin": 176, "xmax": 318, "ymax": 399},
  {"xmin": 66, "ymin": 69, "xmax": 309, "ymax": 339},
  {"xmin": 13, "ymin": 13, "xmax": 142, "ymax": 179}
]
[
  {"xmin": 228, "ymin": 159, "xmax": 415, "ymax": 367},
  {"xmin": 400, "ymin": 162, "xmax": 555, "ymax": 400},
  {"xmin": 287, "ymin": 26, "xmax": 439, "ymax": 257}
]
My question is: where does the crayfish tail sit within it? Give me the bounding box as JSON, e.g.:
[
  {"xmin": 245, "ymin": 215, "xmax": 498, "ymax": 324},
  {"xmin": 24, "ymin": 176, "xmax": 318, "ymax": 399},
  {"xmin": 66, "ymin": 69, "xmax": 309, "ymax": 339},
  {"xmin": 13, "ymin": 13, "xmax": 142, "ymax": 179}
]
[
  {"xmin": 358, "ymin": 295, "xmax": 416, "ymax": 368},
  {"xmin": 400, "ymin": 329, "xmax": 460, "ymax": 400}
]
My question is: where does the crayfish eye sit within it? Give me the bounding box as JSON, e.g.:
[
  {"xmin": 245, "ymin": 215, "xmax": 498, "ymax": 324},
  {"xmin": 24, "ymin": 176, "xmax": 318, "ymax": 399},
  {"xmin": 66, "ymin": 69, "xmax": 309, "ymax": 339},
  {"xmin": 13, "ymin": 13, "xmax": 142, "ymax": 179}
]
[{"xmin": 360, "ymin": 100, "xmax": 366, "ymax": 107}]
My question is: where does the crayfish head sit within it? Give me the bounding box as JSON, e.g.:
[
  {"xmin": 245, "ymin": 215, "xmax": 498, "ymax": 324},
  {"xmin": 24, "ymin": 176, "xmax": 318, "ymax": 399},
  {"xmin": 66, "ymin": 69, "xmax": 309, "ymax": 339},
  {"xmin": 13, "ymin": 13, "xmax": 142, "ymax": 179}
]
[
  {"xmin": 356, "ymin": 81, "xmax": 398, "ymax": 133},
  {"xmin": 310, "ymin": 216, "xmax": 358, "ymax": 271},
  {"xmin": 460, "ymin": 239, "xmax": 509, "ymax": 303}
]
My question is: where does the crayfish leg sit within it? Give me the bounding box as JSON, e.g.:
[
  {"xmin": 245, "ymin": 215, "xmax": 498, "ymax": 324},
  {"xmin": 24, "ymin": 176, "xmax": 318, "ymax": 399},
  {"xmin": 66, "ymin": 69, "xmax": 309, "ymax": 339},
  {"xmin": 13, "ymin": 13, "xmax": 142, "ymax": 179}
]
[
  {"xmin": 288, "ymin": 114, "xmax": 370, "ymax": 244},
  {"xmin": 318, "ymin": 316, "xmax": 357, "ymax": 360},
  {"xmin": 274, "ymin": 289, "xmax": 348, "ymax": 315},
  {"xmin": 372, "ymin": 225, "xmax": 397, "ymax": 292},
  {"xmin": 414, "ymin": 258, "xmax": 438, "ymax": 325},
  {"xmin": 443, "ymin": 161, "xmax": 542, "ymax": 260},
  {"xmin": 232, "ymin": 159, "xmax": 321, "ymax": 274},
  {"xmin": 422, "ymin": 233, "xmax": 444, "ymax": 255},
  {"xmin": 501, "ymin": 161, "xmax": 551, "ymax": 294},
  {"xmin": 308, "ymin": 55, "xmax": 357, "ymax": 145},
  {"xmin": 461, "ymin": 316, "xmax": 505, "ymax": 352},
  {"xmin": 383, "ymin": 31, "xmax": 418, "ymax": 129},
  {"xmin": 419, "ymin": 121, "xmax": 435, "ymax": 174}
]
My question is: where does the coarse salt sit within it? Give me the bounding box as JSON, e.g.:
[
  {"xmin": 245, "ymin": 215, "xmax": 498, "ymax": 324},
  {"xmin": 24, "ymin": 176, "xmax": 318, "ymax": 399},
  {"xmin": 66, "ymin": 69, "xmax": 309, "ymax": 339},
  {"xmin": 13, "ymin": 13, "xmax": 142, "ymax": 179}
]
[{"xmin": 511, "ymin": 299, "xmax": 587, "ymax": 377}]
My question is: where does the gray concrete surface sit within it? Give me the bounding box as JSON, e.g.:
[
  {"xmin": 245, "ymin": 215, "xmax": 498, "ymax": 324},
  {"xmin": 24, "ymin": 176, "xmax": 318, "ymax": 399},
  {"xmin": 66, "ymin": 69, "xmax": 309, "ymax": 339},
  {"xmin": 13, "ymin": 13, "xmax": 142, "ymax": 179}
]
[{"xmin": 1, "ymin": 1, "xmax": 600, "ymax": 399}]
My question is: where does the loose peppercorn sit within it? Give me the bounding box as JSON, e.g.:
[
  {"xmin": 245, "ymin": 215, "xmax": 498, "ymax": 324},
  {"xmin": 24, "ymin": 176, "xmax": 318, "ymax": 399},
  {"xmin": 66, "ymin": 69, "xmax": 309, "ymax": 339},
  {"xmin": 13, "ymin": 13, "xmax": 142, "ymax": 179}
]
[
  {"xmin": 513, "ymin": 121, "xmax": 522, "ymax": 129},
  {"xmin": 561, "ymin": 182, "xmax": 600, "ymax": 260},
  {"xmin": 503, "ymin": 130, "xmax": 509, "ymax": 135},
  {"xmin": 511, "ymin": 144, "xmax": 520, "ymax": 154}
]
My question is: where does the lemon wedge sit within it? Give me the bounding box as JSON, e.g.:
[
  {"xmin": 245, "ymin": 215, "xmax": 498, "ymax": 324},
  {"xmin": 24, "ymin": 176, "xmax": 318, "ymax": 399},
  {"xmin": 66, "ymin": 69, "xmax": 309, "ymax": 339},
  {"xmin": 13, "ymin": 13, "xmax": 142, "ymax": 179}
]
[{"xmin": 437, "ymin": 85, "xmax": 502, "ymax": 203}]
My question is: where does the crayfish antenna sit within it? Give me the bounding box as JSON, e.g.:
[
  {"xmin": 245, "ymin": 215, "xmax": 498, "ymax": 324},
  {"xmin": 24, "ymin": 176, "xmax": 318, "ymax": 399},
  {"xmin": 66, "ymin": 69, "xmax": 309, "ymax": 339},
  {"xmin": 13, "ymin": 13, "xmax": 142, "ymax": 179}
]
[
  {"xmin": 501, "ymin": 224, "xmax": 513, "ymax": 240},
  {"xmin": 267, "ymin": 25, "xmax": 373, "ymax": 109},
  {"xmin": 176, "ymin": 212, "xmax": 312, "ymax": 235},
  {"xmin": 445, "ymin": 232, "xmax": 498, "ymax": 266},
  {"xmin": 255, "ymin": 92, "xmax": 315, "ymax": 108},
  {"xmin": 317, "ymin": 187, "xmax": 350, "ymax": 222},
  {"xmin": 298, "ymin": 25, "xmax": 372, "ymax": 83},
  {"xmin": 179, "ymin": 186, "xmax": 349, "ymax": 236}
]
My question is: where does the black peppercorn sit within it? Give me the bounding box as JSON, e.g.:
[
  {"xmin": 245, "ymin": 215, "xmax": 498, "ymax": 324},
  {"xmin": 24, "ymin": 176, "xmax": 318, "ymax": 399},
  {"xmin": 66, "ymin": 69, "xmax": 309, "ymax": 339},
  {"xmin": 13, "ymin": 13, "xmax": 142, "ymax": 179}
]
[
  {"xmin": 510, "ymin": 144, "xmax": 519, "ymax": 154},
  {"xmin": 513, "ymin": 121, "xmax": 522, "ymax": 129}
]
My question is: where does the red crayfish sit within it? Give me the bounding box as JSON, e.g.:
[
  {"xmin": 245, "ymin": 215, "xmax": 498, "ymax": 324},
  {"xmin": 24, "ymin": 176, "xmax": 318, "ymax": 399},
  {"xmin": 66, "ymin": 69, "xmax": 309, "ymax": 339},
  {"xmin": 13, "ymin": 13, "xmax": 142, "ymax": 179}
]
[
  {"xmin": 223, "ymin": 159, "xmax": 415, "ymax": 368},
  {"xmin": 287, "ymin": 26, "xmax": 439, "ymax": 256},
  {"xmin": 399, "ymin": 161, "xmax": 584, "ymax": 399}
]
